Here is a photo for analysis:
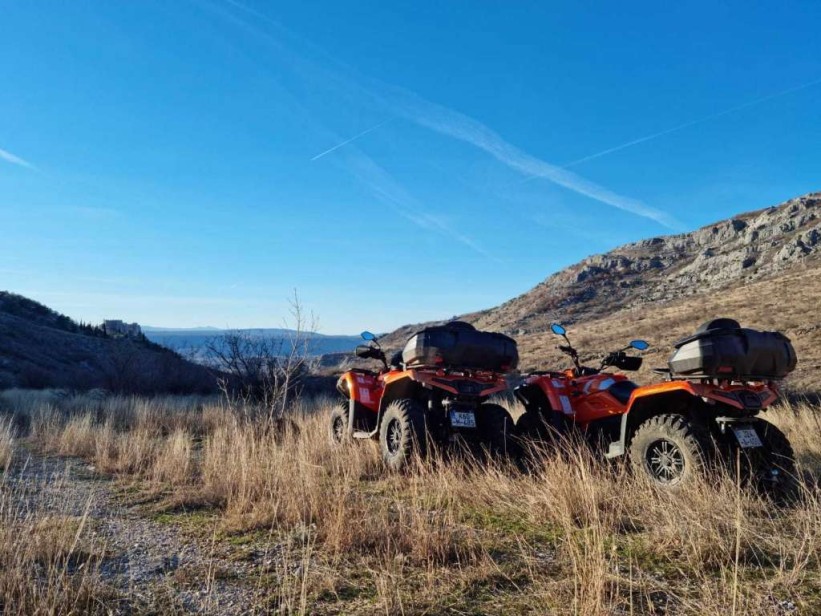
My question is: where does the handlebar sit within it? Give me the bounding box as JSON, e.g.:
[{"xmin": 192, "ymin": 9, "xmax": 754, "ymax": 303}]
[{"xmin": 551, "ymin": 325, "xmax": 648, "ymax": 375}]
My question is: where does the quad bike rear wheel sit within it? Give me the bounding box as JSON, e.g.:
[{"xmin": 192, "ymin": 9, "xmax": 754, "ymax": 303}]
[
  {"xmin": 476, "ymin": 403, "xmax": 516, "ymax": 457},
  {"xmin": 743, "ymin": 420, "xmax": 798, "ymax": 502},
  {"xmin": 629, "ymin": 414, "xmax": 711, "ymax": 488},
  {"xmin": 328, "ymin": 403, "xmax": 349, "ymax": 445},
  {"xmin": 516, "ymin": 409, "xmax": 563, "ymax": 441},
  {"xmin": 379, "ymin": 399, "xmax": 427, "ymax": 471}
]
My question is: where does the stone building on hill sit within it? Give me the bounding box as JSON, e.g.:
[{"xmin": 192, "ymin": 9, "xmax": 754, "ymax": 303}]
[{"xmin": 103, "ymin": 319, "xmax": 142, "ymax": 338}]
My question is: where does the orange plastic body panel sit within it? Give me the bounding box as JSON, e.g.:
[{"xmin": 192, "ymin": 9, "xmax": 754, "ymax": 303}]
[
  {"xmin": 409, "ymin": 368, "xmax": 507, "ymax": 397},
  {"xmin": 526, "ymin": 371, "xmax": 779, "ymax": 429},
  {"xmin": 342, "ymin": 371, "xmax": 384, "ymax": 412},
  {"xmin": 629, "ymin": 380, "xmax": 779, "ymax": 411},
  {"xmin": 342, "ymin": 367, "xmax": 507, "ymax": 413},
  {"xmin": 526, "ymin": 372, "xmax": 633, "ymax": 427}
]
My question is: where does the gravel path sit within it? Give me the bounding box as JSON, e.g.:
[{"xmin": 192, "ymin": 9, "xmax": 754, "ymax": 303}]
[{"xmin": 5, "ymin": 451, "xmax": 283, "ymax": 614}]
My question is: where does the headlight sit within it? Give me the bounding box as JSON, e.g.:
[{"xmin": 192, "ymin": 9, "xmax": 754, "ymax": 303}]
[{"xmin": 336, "ymin": 377, "xmax": 350, "ymax": 397}]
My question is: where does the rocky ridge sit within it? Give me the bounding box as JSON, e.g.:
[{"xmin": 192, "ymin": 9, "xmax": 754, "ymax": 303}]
[
  {"xmin": 378, "ymin": 191, "xmax": 821, "ymax": 349},
  {"xmin": 472, "ymin": 192, "xmax": 821, "ymax": 334}
]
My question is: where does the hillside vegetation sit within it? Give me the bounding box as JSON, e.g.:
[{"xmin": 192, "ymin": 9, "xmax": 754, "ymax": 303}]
[{"xmin": 0, "ymin": 292, "xmax": 215, "ymax": 393}]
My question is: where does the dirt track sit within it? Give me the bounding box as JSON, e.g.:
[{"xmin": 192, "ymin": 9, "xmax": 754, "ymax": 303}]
[{"xmin": 4, "ymin": 451, "xmax": 280, "ymax": 614}]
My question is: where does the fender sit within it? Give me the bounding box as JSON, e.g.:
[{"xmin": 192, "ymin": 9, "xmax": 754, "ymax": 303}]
[
  {"xmin": 628, "ymin": 380, "xmax": 777, "ymax": 412},
  {"xmin": 415, "ymin": 369, "xmax": 507, "ymax": 398},
  {"xmin": 341, "ymin": 372, "xmax": 382, "ymax": 412},
  {"xmin": 606, "ymin": 380, "xmax": 776, "ymax": 458},
  {"xmin": 372, "ymin": 372, "xmax": 421, "ymax": 433},
  {"xmin": 520, "ymin": 375, "xmax": 575, "ymax": 416},
  {"xmin": 606, "ymin": 381, "xmax": 702, "ymax": 458},
  {"xmin": 514, "ymin": 382, "xmax": 553, "ymax": 415}
]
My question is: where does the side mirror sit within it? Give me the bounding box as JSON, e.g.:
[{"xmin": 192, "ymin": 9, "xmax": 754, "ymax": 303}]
[
  {"xmin": 355, "ymin": 344, "xmax": 374, "ymax": 358},
  {"xmin": 361, "ymin": 331, "xmax": 377, "ymax": 341},
  {"xmin": 550, "ymin": 323, "xmax": 566, "ymax": 336},
  {"xmin": 630, "ymin": 340, "xmax": 649, "ymax": 351}
]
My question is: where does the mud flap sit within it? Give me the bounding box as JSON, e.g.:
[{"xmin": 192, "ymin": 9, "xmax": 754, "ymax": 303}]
[
  {"xmin": 347, "ymin": 397, "xmax": 356, "ymax": 437},
  {"xmin": 605, "ymin": 413, "xmax": 628, "ymax": 458}
]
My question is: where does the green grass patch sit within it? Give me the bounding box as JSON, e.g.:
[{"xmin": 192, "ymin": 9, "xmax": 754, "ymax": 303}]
[{"xmin": 460, "ymin": 503, "xmax": 563, "ymax": 545}]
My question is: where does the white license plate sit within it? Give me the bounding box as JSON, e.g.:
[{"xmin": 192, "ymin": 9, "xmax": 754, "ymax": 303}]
[
  {"xmin": 449, "ymin": 410, "xmax": 476, "ymax": 429},
  {"xmin": 732, "ymin": 425, "xmax": 763, "ymax": 448}
]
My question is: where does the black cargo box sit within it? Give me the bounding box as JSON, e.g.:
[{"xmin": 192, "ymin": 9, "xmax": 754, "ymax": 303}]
[
  {"xmin": 668, "ymin": 319, "xmax": 796, "ymax": 380},
  {"xmin": 401, "ymin": 321, "xmax": 518, "ymax": 372}
]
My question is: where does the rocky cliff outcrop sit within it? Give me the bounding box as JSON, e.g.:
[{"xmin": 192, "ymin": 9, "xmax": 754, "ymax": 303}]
[{"xmin": 468, "ymin": 192, "xmax": 821, "ymax": 334}]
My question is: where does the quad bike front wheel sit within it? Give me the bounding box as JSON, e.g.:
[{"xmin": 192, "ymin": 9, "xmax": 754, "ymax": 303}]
[
  {"xmin": 629, "ymin": 414, "xmax": 711, "ymax": 489},
  {"xmin": 379, "ymin": 399, "xmax": 427, "ymax": 471},
  {"xmin": 328, "ymin": 403, "xmax": 349, "ymax": 445}
]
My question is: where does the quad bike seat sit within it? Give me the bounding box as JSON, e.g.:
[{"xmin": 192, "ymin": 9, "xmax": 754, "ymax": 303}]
[{"xmin": 607, "ymin": 380, "xmax": 638, "ymax": 404}]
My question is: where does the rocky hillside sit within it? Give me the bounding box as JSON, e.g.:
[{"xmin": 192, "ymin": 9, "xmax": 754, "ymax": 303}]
[
  {"xmin": 469, "ymin": 191, "xmax": 821, "ymax": 334},
  {"xmin": 0, "ymin": 292, "xmax": 216, "ymax": 393},
  {"xmin": 371, "ymin": 191, "xmax": 821, "ymax": 391}
]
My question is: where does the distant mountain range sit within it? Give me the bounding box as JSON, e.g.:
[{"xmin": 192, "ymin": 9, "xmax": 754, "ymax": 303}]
[{"xmin": 142, "ymin": 327, "xmax": 363, "ymax": 360}]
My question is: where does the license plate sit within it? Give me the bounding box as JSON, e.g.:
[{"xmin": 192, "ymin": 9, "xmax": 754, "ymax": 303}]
[
  {"xmin": 732, "ymin": 425, "xmax": 763, "ymax": 448},
  {"xmin": 449, "ymin": 410, "xmax": 476, "ymax": 429}
]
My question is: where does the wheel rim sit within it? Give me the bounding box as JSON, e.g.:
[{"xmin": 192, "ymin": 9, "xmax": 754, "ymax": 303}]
[
  {"xmin": 646, "ymin": 438, "xmax": 686, "ymax": 484},
  {"xmin": 387, "ymin": 418, "xmax": 403, "ymax": 455},
  {"xmin": 332, "ymin": 415, "xmax": 345, "ymax": 442}
]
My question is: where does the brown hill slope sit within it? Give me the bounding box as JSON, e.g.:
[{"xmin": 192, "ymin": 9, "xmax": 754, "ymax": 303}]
[
  {"xmin": 472, "ymin": 191, "xmax": 821, "ymax": 334},
  {"xmin": 0, "ymin": 292, "xmax": 216, "ymax": 393},
  {"xmin": 514, "ymin": 263, "xmax": 821, "ymax": 391},
  {"xmin": 375, "ymin": 192, "xmax": 821, "ymax": 391}
]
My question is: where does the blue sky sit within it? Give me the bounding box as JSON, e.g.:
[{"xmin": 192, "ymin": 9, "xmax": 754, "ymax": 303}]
[{"xmin": 1, "ymin": 1, "xmax": 820, "ymax": 333}]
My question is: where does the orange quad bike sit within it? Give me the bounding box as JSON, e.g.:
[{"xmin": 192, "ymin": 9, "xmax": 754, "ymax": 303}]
[
  {"xmin": 329, "ymin": 322, "xmax": 518, "ymax": 471},
  {"xmin": 515, "ymin": 319, "xmax": 798, "ymax": 497}
]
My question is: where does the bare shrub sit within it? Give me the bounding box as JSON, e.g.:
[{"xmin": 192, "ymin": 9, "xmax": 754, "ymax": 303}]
[{"xmin": 206, "ymin": 291, "xmax": 319, "ymax": 423}]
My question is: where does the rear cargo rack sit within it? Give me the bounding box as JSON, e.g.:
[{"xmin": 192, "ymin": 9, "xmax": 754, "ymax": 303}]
[
  {"xmin": 402, "ymin": 322, "xmax": 519, "ymax": 373},
  {"xmin": 668, "ymin": 323, "xmax": 796, "ymax": 381}
]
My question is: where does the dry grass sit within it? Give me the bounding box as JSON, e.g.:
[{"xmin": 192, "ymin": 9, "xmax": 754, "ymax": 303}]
[
  {"xmin": 0, "ymin": 417, "xmax": 13, "ymax": 471},
  {"xmin": 3, "ymin": 390, "xmax": 821, "ymax": 614},
  {"xmin": 0, "ymin": 476, "xmax": 111, "ymax": 614}
]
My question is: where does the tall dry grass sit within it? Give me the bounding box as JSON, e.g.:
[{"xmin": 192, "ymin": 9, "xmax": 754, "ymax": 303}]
[
  {"xmin": 0, "ymin": 417, "xmax": 14, "ymax": 471},
  {"xmin": 0, "ymin": 475, "xmax": 111, "ymax": 614},
  {"xmin": 768, "ymin": 399, "xmax": 821, "ymax": 471},
  {"xmin": 4, "ymin": 390, "xmax": 821, "ymax": 614}
]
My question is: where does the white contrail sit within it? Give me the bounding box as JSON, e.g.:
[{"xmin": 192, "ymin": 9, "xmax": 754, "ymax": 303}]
[
  {"xmin": 341, "ymin": 146, "xmax": 500, "ymax": 261},
  {"xmin": 215, "ymin": 0, "xmax": 679, "ymax": 228},
  {"xmin": 310, "ymin": 120, "xmax": 389, "ymax": 161},
  {"xmin": 562, "ymin": 77, "xmax": 821, "ymax": 168},
  {"xmin": 385, "ymin": 89, "xmax": 683, "ymax": 229},
  {"xmin": 0, "ymin": 147, "xmax": 34, "ymax": 169}
]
